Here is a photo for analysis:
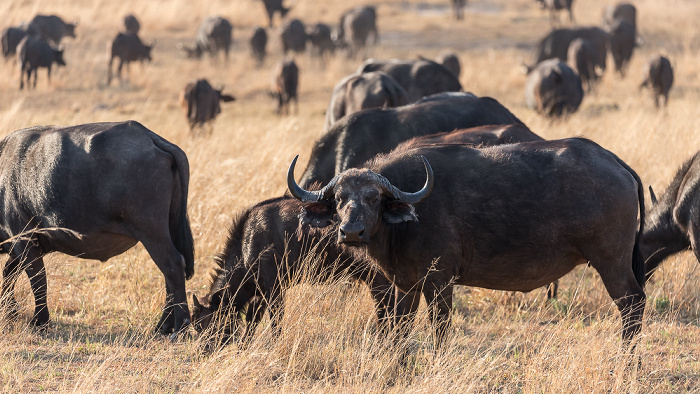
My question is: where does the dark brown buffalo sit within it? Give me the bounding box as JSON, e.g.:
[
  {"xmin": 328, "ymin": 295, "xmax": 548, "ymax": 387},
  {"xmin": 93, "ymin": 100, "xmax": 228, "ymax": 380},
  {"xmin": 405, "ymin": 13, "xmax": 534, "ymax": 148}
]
[
  {"xmin": 280, "ymin": 19, "xmax": 307, "ymax": 55},
  {"xmin": 261, "ymin": 0, "xmax": 291, "ymax": 27},
  {"xmin": 397, "ymin": 124, "xmax": 543, "ymax": 150},
  {"xmin": 528, "ymin": 27, "xmax": 608, "ymax": 75},
  {"xmin": 107, "ymin": 33, "xmax": 154, "ymax": 85},
  {"xmin": 2, "ymin": 27, "xmax": 28, "ymax": 59},
  {"xmin": 324, "ymin": 71, "xmax": 409, "ymax": 131},
  {"xmin": 0, "ymin": 121, "xmax": 194, "ymax": 335},
  {"xmin": 603, "ymin": 2, "xmax": 636, "ymax": 30},
  {"xmin": 451, "ymin": 0, "xmax": 466, "ymax": 20},
  {"xmin": 17, "ymin": 36, "xmax": 65, "ymax": 90},
  {"xmin": 640, "ymin": 55, "xmax": 673, "ymax": 108},
  {"xmin": 607, "ymin": 20, "xmax": 636, "ymax": 77},
  {"xmin": 26, "ymin": 14, "xmax": 78, "ymax": 45},
  {"xmin": 123, "ymin": 14, "xmax": 141, "ymax": 35},
  {"xmin": 191, "ymin": 196, "xmax": 402, "ymax": 346},
  {"xmin": 272, "ymin": 58, "xmax": 299, "ymax": 114},
  {"xmin": 299, "ymin": 93, "xmax": 524, "ymax": 187},
  {"xmin": 249, "ymin": 26, "xmax": 268, "ymax": 67},
  {"xmin": 525, "ymin": 59, "xmax": 583, "ymax": 117},
  {"xmin": 179, "ymin": 79, "xmax": 235, "ymax": 134},
  {"xmin": 643, "ymin": 151, "xmax": 700, "ymax": 281},
  {"xmin": 288, "ymin": 139, "xmax": 646, "ymax": 348},
  {"xmin": 337, "ymin": 6, "xmax": 378, "ymax": 58},
  {"xmin": 567, "ymin": 38, "xmax": 598, "ymax": 91},
  {"xmin": 535, "ymin": 0, "xmax": 574, "ymax": 23},
  {"xmin": 435, "ymin": 50, "xmax": 460, "ymax": 79},
  {"xmin": 306, "ymin": 23, "xmax": 334, "ymax": 59},
  {"xmin": 178, "ymin": 16, "xmax": 232, "ymax": 62},
  {"xmin": 358, "ymin": 58, "xmax": 462, "ymax": 102}
]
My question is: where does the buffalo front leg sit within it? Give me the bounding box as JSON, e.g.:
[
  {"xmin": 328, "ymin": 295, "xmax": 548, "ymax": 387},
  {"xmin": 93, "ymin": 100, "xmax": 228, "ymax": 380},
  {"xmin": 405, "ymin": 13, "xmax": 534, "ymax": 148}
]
[
  {"xmin": 423, "ymin": 282, "xmax": 453, "ymax": 349},
  {"xmin": 24, "ymin": 255, "xmax": 49, "ymax": 327},
  {"xmin": 2, "ymin": 254, "xmax": 23, "ymax": 320}
]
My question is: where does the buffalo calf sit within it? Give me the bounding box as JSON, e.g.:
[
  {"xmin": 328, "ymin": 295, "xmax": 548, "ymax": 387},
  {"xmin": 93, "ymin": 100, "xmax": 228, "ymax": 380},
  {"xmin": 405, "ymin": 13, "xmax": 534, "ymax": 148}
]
[
  {"xmin": 179, "ymin": 79, "xmax": 235, "ymax": 134},
  {"xmin": 525, "ymin": 59, "xmax": 583, "ymax": 117},
  {"xmin": 107, "ymin": 33, "xmax": 154, "ymax": 85},
  {"xmin": 0, "ymin": 121, "xmax": 194, "ymax": 335},
  {"xmin": 17, "ymin": 36, "xmax": 65, "ymax": 90},
  {"xmin": 640, "ymin": 55, "xmax": 673, "ymax": 108},
  {"xmin": 272, "ymin": 58, "xmax": 299, "ymax": 114}
]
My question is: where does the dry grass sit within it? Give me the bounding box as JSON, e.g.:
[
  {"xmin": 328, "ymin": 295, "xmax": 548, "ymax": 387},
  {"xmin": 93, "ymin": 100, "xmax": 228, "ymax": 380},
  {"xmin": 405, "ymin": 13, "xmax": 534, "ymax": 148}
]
[{"xmin": 0, "ymin": 0, "xmax": 699, "ymax": 391}]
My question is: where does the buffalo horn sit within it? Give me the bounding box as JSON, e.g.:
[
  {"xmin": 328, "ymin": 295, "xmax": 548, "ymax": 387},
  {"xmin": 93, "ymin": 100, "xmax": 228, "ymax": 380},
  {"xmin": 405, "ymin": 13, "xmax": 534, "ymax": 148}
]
[
  {"xmin": 378, "ymin": 155, "xmax": 434, "ymax": 204},
  {"xmin": 287, "ymin": 155, "xmax": 338, "ymax": 202}
]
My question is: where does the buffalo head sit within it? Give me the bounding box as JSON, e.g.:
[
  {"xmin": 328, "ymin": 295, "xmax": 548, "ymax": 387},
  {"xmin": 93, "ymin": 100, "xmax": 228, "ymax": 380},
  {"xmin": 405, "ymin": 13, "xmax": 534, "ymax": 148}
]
[
  {"xmin": 287, "ymin": 155, "xmax": 433, "ymax": 245},
  {"xmin": 54, "ymin": 46, "xmax": 66, "ymax": 66}
]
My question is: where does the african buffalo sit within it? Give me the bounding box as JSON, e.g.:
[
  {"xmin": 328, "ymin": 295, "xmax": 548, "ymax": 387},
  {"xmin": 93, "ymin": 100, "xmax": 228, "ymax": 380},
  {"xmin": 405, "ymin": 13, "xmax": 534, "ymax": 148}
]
[
  {"xmin": 643, "ymin": 151, "xmax": 700, "ymax": 281},
  {"xmin": 280, "ymin": 19, "xmax": 307, "ymax": 55},
  {"xmin": 107, "ymin": 32, "xmax": 154, "ymax": 85},
  {"xmin": 27, "ymin": 14, "xmax": 78, "ymax": 45},
  {"xmin": 324, "ymin": 71, "xmax": 409, "ymax": 131},
  {"xmin": 191, "ymin": 196, "xmax": 403, "ymax": 346},
  {"xmin": 603, "ymin": 2, "xmax": 636, "ymax": 30},
  {"xmin": 528, "ymin": 26, "xmax": 608, "ymax": 75},
  {"xmin": 249, "ymin": 27, "xmax": 268, "ymax": 67},
  {"xmin": 17, "ymin": 36, "xmax": 65, "ymax": 90},
  {"xmin": 607, "ymin": 20, "xmax": 636, "ymax": 77},
  {"xmin": 567, "ymin": 38, "xmax": 598, "ymax": 91},
  {"xmin": 288, "ymin": 139, "xmax": 646, "ymax": 348},
  {"xmin": 435, "ymin": 50, "xmax": 460, "ymax": 79},
  {"xmin": 272, "ymin": 58, "xmax": 299, "ymax": 114},
  {"xmin": 535, "ymin": 0, "xmax": 574, "ymax": 24},
  {"xmin": 306, "ymin": 23, "xmax": 334, "ymax": 60},
  {"xmin": 299, "ymin": 93, "xmax": 524, "ymax": 187},
  {"xmin": 640, "ymin": 55, "xmax": 673, "ymax": 108},
  {"xmin": 178, "ymin": 16, "xmax": 232, "ymax": 62},
  {"xmin": 525, "ymin": 59, "xmax": 583, "ymax": 117},
  {"xmin": 2, "ymin": 27, "xmax": 28, "ymax": 59},
  {"xmin": 123, "ymin": 14, "xmax": 141, "ymax": 35},
  {"xmin": 452, "ymin": 0, "xmax": 466, "ymax": 20},
  {"xmin": 358, "ymin": 58, "xmax": 462, "ymax": 102},
  {"xmin": 337, "ymin": 6, "xmax": 378, "ymax": 58},
  {"xmin": 179, "ymin": 79, "xmax": 235, "ymax": 134},
  {"xmin": 261, "ymin": 0, "xmax": 291, "ymax": 27},
  {"xmin": 0, "ymin": 121, "xmax": 194, "ymax": 335}
]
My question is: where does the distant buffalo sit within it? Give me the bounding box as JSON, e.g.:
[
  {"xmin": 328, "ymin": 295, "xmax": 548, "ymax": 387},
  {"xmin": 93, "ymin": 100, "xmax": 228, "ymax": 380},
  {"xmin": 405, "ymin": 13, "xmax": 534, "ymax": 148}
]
[
  {"xmin": 567, "ymin": 38, "xmax": 598, "ymax": 91},
  {"xmin": 107, "ymin": 33, "xmax": 154, "ymax": 85},
  {"xmin": 299, "ymin": 94, "xmax": 525, "ymax": 187},
  {"xmin": 358, "ymin": 58, "xmax": 462, "ymax": 102},
  {"xmin": 640, "ymin": 55, "xmax": 673, "ymax": 108},
  {"xmin": 603, "ymin": 2, "xmax": 636, "ymax": 30},
  {"xmin": 0, "ymin": 121, "xmax": 194, "ymax": 335},
  {"xmin": 272, "ymin": 58, "xmax": 299, "ymax": 114},
  {"xmin": 249, "ymin": 27, "xmax": 268, "ymax": 67},
  {"xmin": 644, "ymin": 151, "xmax": 700, "ymax": 281},
  {"xmin": 261, "ymin": 0, "xmax": 291, "ymax": 27},
  {"xmin": 1, "ymin": 27, "xmax": 28, "ymax": 59},
  {"xmin": 528, "ymin": 26, "xmax": 608, "ymax": 76},
  {"xmin": 337, "ymin": 6, "xmax": 378, "ymax": 58},
  {"xmin": 535, "ymin": 0, "xmax": 574, "ymax": 24},
  {"xmin": 27, "ymin": 14, "xmax": 78, "ymax": 45},
  {"xmin": 280, "ymin": 19, "xmax": 307, "ymax": 55},
  {"xmin": 307, "ymin": 23, "xmax": 334, "ymax": 59},
  {"xmin": 179, "ymin": 16, "xmax": 232, "ymax": 62},
  {"xmin": 17, "ymin": 36, "xmax": 65, "ymax": 90},
  {"xmin": 607, "ymin": 20, "xmax": 636, "ymax": 77},
  {"xmin": 179, "ymin": 79, "xmax": 235, "ymax": 134},
  {"xmin": 324, "ymin": 71, "xmax": 409, "ymax": 131},
  {"xmin": 526, "ymin": 59, "xmax": 583, "ymax": 117},
  {"xmin": 123, "ymin": 14, "xmax": 141, "ymax": 35},
  {"xmin": 452, "ymin": 0, "xmax": 466, "ymax": 20},
  {"xmin": 435, "ymin": 50, "xmax": 460, "ymax": 79}
]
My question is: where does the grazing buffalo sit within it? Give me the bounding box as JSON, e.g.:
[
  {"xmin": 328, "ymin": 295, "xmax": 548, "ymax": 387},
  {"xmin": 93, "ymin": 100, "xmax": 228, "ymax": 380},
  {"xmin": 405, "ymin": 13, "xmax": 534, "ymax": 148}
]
[
  {"xmin": 640, "ymin": 55, "xmax": 673, "ymax": 108},
  {"xmin": 280, "ymin": 19, "xmax": 307, "ymax": 55},
  {"xmin": 299, "ymin": 94, "xmax": 524, "ymax": 187},
  {"xmin": 17, "ymin": 36, "xmax": 65, "ymax": 90},
  {"xmin": 306, "ymin": 23, "xmax": 334, "ymax": 60},
  {"xmin": 643, "ymin": 151, "xmax": 700, "ymax": 280},
  {"xmin": 451, "ymin": 0, "xmax": 466, "ymax": 20},
  {"xmin": 272, "ymin": 58, "xmax": 299, "ymax": 114},
  {"xmin": 528, "ymin": 27, "xmax": 608, "ymax": 75},
  {"xmin": 397, "ymin": 124, "xmax": 543, "ymax": 150},
  {"xmin": 123, "ymin": 14, "xmax": 141, "ymax": 35},
  {"xmin": 324, "ymin": 71, "xmax": 409, "ymax": 131},
  {"xmin": 567, "ymin": 38, "xmax": 598, "ymax": 91},
  {"xmin": 535, "ymin": 0, "xmax": 574, "ymax": 24},
  {"xmin": 338, "ymin": 6, "xmax": 378, "ymax": 58},
  {"xmin": 358, "ymin": 58, "xmax": 462, "ymax": 102},
  {"xmin": 261, "ymin": 0, "xmax": 291, "ymax": 27},
  {"xmin": 27, "ymin": 15, "xmax": 78, "ymax": 45},
  {"xmin": 179, "ymin": 79, "xmax": 235, "ymax": 134},
  {"xmin": 607, "ymin": 20, "xmax": 636, "ymax": 77},
  {"xmin": 2, "ymin": 27, "xmax": 28, "ymax": 59},
  {"xmin": 107, "ymin": 33, "xmax": 154, "ymax": 85},
  {"xmin": 178, "ymin": 16, "xmax": 232, "ymax": 62},
  {"xmin": 288, "ymin": 139, "xmax": 646, "ymax": 348},
  {"xmin": 191, "ymin": 196, "xmax": 403, "ymax": 346},
  {"xmin": 525, "ymin": 59, "xmax": 584, "ymax": 117},
  {"xmin": 0, "ymin": 121, "xmax": 194, "ymax": 335},
  {"xmin": 603, "ymin": 2, "xmax": 636, "ymax": 30},
  {"xmin": 249, "ymin": 26, "xmax": 268, "ymax": 67},
  {"xmin": 435, "ymin": 50, "xmax": 461, "ymax": 79}
]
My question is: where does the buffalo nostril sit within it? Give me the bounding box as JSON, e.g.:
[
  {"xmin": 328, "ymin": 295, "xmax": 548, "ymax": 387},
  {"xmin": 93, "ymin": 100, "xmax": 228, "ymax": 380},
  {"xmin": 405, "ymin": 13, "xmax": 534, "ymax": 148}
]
[
  {"xmin": 339, "ymin": 229, "xmax": 347, "ymax": 238},
  {"xmin": 358, "ymin": 229, "xmax": 365, "ymax": 237}
]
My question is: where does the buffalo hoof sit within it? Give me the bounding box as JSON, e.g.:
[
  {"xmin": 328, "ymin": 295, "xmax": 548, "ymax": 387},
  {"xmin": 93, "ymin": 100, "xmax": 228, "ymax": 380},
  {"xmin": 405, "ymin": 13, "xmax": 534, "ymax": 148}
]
[{"xmin": 156, "ymin": 310, "xmax": 175, "ymax": 334}]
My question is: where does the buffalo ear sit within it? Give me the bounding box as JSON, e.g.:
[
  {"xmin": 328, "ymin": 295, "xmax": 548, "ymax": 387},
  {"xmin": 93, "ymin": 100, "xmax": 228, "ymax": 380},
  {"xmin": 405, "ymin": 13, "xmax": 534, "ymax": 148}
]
[
  {"xmin": 649, "ymin": 185, "xmax": 658, "ymax": 205},
  {"xmin": 383, "ymin": 200, "xmax": 418, "ymax": 224},
  {"xmin": 300, "ymin": 201, "xmax": 334, "ymax": 228},
  {"xmin": 219, "ymin": 93, "xmax": 236, "ymax": 102}
]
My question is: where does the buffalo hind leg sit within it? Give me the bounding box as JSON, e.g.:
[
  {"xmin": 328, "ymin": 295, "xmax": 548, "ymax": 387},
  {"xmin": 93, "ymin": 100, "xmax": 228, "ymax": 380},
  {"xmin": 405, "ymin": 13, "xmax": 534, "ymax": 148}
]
[
  {"xmin": 597, "ymin": 264, "xmax": 646, "ymax": 351},
  {"xmin": 1, "ymin": 243, "xmax": 48, "ymax": 326}
]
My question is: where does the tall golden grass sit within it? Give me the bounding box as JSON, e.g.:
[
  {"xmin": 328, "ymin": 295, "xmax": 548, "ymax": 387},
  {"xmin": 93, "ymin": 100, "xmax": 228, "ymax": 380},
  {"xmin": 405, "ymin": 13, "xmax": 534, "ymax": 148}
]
[{"xmin": 0, "ymin": 0, "xmax": 698, "ymax": 391}]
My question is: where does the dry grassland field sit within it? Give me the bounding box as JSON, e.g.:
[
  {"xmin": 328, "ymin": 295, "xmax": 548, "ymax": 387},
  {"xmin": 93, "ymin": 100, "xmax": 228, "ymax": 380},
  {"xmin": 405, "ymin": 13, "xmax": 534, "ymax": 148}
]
[{"xmin": 0, "ymin": 0, "xmax": 699, "ymax": 391}]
